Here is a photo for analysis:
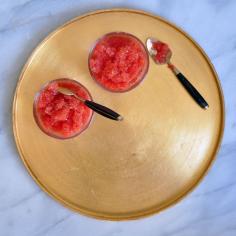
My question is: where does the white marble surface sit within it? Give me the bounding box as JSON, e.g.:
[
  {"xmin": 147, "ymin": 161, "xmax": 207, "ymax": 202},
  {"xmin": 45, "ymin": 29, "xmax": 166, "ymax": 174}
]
[{"xmin": 0, "ymin": 0, "xmax": 236, "ymax": 235}]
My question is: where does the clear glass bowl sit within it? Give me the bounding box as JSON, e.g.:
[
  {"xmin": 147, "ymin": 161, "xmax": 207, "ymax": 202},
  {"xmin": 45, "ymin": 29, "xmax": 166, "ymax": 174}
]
[
  {"xmin": 88, "ymin": 32, "xmax": 149, "ymax": 93},
  {"xmin": 33, "ymin": 78, "xmax": 93, "ymax": 139}
]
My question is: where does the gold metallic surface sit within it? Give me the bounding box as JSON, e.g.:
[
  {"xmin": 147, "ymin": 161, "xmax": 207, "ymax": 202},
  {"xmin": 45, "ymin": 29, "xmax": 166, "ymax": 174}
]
[{"xmin": 12, "ymin": 9, "xmax": 224, "ymax": 220}]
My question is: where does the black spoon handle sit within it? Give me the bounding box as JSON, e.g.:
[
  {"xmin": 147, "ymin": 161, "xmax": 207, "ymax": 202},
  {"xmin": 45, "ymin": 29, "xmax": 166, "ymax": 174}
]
[
  {"xmin": 169, "ymin": 64, "xmax": 209, "ymax": 109},
  {"xmin": 84, "ymin": 100, "xmax": 123, "ymax": 121}
]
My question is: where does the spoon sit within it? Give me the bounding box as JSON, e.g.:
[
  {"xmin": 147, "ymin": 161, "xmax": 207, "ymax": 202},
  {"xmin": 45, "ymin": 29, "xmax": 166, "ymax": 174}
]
[
  {"xmin": 57, "ymin": 87, "xmax": 123, "ymax": 121},
  {"xmin": 146, "ymin": 38, "xmax": 209, "ymax": 109}
]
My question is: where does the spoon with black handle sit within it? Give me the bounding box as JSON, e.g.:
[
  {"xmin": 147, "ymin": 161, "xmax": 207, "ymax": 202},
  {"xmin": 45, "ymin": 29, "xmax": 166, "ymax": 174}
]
[
  {"xmin": 57, "ymin": 87, "xmax": 123, "ymax": 121},
  {"xmin": 146, "ymin": 38, "xmax": 209, "ymax": 109}
]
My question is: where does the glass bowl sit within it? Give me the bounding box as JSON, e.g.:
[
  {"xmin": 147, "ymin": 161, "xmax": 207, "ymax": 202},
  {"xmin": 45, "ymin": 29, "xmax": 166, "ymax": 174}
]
[
  {"xmin": 88, "ymin": 32, "xmax": 149, "ymax": 93},
  {"xmin": 33, "ymin": 78, "xmax": 93, "ymax": 139}
]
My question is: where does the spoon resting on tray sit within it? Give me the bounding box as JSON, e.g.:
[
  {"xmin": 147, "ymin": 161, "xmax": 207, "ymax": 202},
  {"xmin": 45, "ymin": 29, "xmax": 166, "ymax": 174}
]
[{"xmin": 146, "ymin": 38, "xmax": 209, "ymax": 109}]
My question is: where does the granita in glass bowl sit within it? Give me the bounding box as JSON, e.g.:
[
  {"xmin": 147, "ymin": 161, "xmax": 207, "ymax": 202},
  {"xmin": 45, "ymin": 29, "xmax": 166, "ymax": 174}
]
[
  {"xmin": 33, "ymin": 78, "xmax": 93, "ymax": 139},
  {"xmin": 88, "ymin": 32, "xmax": 149, "ymax": 92}
]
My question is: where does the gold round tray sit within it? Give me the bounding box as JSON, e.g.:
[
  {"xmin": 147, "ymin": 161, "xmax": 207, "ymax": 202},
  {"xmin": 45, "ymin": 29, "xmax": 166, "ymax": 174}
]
[{"xmin": 13, "ymin": 9, "xmax": 224, "ymax": 220}]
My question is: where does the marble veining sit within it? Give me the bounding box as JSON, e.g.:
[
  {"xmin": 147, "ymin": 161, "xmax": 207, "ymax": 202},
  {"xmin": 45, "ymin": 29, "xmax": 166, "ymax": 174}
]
[{"xmin": 0, "ymin": 0, "xmax": 236, "ymax": 235}]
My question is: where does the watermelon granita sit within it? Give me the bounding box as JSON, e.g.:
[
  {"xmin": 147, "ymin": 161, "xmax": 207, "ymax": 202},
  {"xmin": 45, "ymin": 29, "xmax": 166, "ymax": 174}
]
[
  {"xmin": 89, "ymin": 32, "xmax": 149, "ymax": 92},
  {"xmin": 34, "ymin": 79, "xmax": 93, "ymax": 139},
  {"xmin": 152, "ymin": 41, "xmax": 171, "ymax": 64}
]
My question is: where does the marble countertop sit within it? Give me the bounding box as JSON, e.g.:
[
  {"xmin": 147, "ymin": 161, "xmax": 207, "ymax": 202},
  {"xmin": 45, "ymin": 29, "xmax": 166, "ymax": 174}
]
[{"xmin": 0, "ymin": 0, "xmax": 236, "ymax": 235}]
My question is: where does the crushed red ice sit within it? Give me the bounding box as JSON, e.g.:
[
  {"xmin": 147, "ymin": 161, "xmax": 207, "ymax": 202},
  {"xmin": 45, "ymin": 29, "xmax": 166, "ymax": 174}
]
[{"xmin": 152, "ymin": 41, "xmax": 171, "ymax": 64}]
